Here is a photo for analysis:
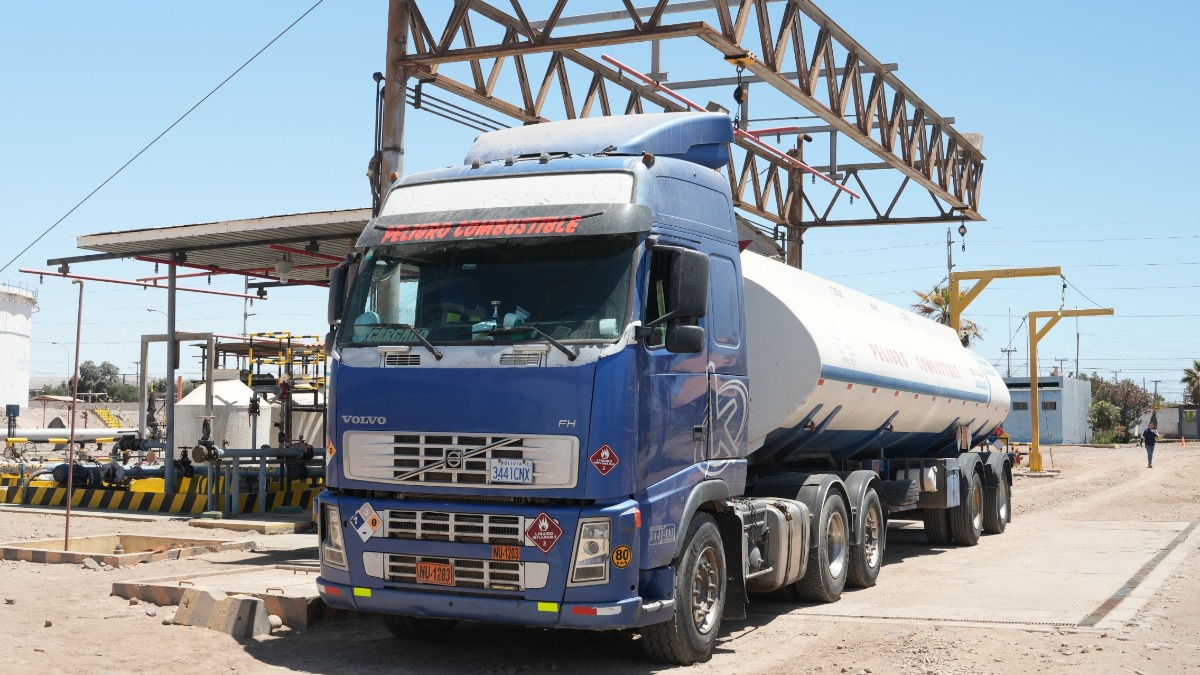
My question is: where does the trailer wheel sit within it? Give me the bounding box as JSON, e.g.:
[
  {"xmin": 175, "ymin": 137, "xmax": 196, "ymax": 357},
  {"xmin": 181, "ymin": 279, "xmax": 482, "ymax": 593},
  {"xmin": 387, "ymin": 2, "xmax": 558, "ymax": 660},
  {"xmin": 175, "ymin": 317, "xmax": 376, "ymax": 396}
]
[
  {"xmin": 847, "ymin": 490, "xmax": 884, "ymax": 588},
  {"xmin": 381, "ymin": 614, "xmax": 457, "ymax": 640},
  {"xmin": 922, "ymin": 508, "xmax": 952, "ymax": 545},
  {"xmin": 983, "ymin": 469, "xmax": 1010, "ymax": 534},
  {"xmin": 641, "ymin": 512, "xmax": 725, "ymax": 665},
  {"xmin": 793, "ymin": 492, "xmax": 849, "ymax": 602},
  {"xmin": 950, "ymin": 469, "xmax": 983, "ymax": 546}
]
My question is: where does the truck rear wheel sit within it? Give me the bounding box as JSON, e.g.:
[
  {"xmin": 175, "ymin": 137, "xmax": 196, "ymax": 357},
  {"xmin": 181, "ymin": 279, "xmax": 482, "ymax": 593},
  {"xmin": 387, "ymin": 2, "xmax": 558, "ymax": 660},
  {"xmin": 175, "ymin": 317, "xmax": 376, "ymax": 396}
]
[
  {"xmin": 950, "ymin": 469, "xmax": 983, "ymax": 546},
  {"xmin": 641, "ymin": 512, "xmax": 726, "ymax": 665},
  {"xmin": 793, "ymin": 492, "xmax": 849, "ymax": 602},
  {"xmin": 381, "ymin": 614, "xmax": 457, "ymax": 640},
  {"xmin": 983, "ymin": 469, "xmax": 1010, "ymax": 534},
  {"xmin": 922, "ymin": 508, "xmax": 952, "ymax": 545},
  {"xmin": 847, "ymin": 490, "xmax": 883, "ymax": 588}
]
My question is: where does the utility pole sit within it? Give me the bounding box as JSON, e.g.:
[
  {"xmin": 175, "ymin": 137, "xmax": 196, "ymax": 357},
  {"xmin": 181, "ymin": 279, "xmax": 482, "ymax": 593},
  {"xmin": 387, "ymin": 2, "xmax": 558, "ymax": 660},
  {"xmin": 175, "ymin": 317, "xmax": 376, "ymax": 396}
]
[
  {"xmin": 1001, "ymin": 347, "xmax": 1017, "ymax": 377},
  {"xmin": 1111, "ymin": 370, "xmax": 1121, "ymax": 384},
  {"xmin": 1053, "ymin": 357, "xmax": 1068, "ymax": 376},
  {"xmin": 1151, "ymin": 380, "xmax": 1161, "ymax": 408},
  {"xmin": 1074, "ymin": 316, "xmax": 1080, "ymax": 378}
]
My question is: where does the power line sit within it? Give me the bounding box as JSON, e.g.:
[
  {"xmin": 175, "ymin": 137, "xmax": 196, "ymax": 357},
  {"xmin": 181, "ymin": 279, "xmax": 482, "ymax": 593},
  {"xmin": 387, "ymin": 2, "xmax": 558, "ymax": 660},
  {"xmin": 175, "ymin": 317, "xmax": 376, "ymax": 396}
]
[{"xmin": 0, "ymin": 0, "xmax": 326, "ymax": 275}]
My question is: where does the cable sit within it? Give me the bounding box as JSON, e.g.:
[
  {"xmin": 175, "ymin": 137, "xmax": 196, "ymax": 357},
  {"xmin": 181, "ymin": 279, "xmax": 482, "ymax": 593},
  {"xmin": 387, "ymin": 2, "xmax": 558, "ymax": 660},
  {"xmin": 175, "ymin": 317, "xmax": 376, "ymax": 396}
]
[
  {"xmin": 1061, "ymin": 275, "xmax": 1105, "ymax": 309},
  {"xmin": 0, "ymin": 0, "xmax": 326, "ymax": 275}
]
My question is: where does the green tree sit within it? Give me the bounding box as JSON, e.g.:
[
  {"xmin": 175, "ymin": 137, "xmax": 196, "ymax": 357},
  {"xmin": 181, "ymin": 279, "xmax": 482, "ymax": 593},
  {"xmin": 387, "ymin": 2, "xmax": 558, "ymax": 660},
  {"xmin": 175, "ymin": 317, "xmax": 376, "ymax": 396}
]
[
  {"xmin": 1090, "ymin": 376, "xmax": 1152, "ymax": 441},
  {"xmin": 1088, "ymin": 400, "xmax": 1121, "ymax": 437},
  {"xmin": 911, "ymin": 284, "xmax": 983, "ymax": 346},
  {"xmin": 1181, "ymin": 360, "xmax": 1200, "ymax": 405}
]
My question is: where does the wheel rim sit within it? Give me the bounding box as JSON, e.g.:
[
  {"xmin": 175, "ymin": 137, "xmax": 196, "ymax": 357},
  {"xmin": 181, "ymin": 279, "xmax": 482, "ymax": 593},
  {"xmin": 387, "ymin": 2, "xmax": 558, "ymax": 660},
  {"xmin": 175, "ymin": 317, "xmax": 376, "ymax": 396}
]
[
  {"xmin": 826, "ymin": 509, "xmax": 847, "ymax": 578},
  {"xmin": 998, "ymin": 481, "xmax": 1009, "ymax": 522},
  {"xmin": 691, "ymin": 544, "xmax": 721, "ymax": 635},
  {"xmin": 863, "ymin": 505, "xmax": 881, "ymax": 568},
  {"xmin": 969, "ymin": 479, "xmax": 983, "ymax": 531}
]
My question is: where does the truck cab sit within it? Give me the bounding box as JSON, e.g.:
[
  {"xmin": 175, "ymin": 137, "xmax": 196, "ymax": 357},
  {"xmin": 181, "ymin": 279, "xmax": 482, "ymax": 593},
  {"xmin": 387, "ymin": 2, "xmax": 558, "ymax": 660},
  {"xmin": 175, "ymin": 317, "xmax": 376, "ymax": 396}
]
[{"xmin": 317, "ymin": 113, "xmax": 746, "ymax": 656}]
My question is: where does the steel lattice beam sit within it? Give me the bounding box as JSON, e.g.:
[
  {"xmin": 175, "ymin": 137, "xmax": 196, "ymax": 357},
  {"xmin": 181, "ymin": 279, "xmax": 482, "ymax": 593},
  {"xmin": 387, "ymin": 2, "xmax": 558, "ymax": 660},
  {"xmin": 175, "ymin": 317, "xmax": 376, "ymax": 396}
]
[{"xmin": 381, "ymin": 0, "xmax": 985, "ymax": 239}]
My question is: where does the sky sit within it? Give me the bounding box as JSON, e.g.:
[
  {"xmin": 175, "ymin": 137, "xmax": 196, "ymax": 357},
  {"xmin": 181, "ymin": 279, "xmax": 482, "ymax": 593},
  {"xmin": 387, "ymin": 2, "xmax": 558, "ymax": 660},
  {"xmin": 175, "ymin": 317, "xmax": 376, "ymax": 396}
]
[{"xmin": 3, "ymin": 1, "xmax": 1199, "ymax": 402}]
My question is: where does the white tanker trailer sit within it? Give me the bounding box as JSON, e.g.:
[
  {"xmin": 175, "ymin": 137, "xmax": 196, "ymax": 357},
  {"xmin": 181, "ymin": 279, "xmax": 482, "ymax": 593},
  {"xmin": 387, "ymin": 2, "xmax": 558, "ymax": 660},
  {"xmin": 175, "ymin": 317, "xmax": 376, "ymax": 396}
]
[{"xmin": 742, "ymin": 250, "xmax": 1010, "ymax": 463}]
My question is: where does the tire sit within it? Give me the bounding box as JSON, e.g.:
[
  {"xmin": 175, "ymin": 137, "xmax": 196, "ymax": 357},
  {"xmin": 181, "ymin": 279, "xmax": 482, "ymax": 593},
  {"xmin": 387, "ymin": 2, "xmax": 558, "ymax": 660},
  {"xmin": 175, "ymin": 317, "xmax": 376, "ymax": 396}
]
[
  {"xmin": 381, "ymin": 614, "xmax": 457, "ymax": 640},
  {"xmin": 883, "ymin": 479, "xmax": 919, "ymax": 507},
  {"xmin": 847, "ymin": 490, "xmax": 884, "ymax": 589},
  {"xmin": 983, "ymin": 469, "xmax": 1010, "ymax": 534},
  {"xmin": 641, "ymin": 513, "xmax": 726, "ymax": 665},
  {"xmin": 949, "ymin": 469, "xmax": 983, "ymax": 546},
  {"xmin": 922, "ymin": 507, "xmax": 952, "ymax": 545},
  {"xmin": 793, "ymin": 492, "xmax": 849, "ymax": 602}
]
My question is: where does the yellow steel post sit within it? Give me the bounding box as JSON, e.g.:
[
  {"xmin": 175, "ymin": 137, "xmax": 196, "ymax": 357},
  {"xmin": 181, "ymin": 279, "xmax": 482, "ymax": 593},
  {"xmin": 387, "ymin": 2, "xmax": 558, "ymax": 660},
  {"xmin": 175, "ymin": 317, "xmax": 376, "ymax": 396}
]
[
  {"xmin": 945, "ymin": 264, "xmax": 1060, "ymax": 333},
  {"xmin": 949, "ymin": 267, "xmax": 1063, "ymax": 338},
  {"xmin": 1027, "ymin": 308, "xmax": 1114, "ymax": 471}
]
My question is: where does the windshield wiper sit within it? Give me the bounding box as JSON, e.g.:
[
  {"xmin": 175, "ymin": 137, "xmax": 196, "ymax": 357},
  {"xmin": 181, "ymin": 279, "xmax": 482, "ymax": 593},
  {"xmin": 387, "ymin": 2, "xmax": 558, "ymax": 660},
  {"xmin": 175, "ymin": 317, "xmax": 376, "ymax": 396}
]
[
  {"xmin": 465, "ymin": 326, "xmax": 579, "ymax": 361},
  {"xmin": 379, "ymin": 324, "xmax": 443, "ymax": 360}
]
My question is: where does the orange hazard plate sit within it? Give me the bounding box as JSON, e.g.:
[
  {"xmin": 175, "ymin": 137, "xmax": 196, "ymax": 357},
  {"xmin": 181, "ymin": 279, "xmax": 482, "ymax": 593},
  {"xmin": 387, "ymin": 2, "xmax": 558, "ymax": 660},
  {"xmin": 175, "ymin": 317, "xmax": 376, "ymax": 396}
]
[
  {"xmin": 492, "ymin": 545, "xmax": 520, "ymax": 561},
  {"xmin": 415, "ymin": 561, "xmax": 455, "ymax": 586}
]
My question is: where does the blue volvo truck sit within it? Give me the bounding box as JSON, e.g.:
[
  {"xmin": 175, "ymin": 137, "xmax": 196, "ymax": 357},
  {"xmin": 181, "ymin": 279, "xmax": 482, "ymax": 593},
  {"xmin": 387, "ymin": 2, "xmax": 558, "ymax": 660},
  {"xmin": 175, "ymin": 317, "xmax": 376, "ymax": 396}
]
[{"xmin": 316, "ymin": 113, "xmax": 1012, "ymax": 664}]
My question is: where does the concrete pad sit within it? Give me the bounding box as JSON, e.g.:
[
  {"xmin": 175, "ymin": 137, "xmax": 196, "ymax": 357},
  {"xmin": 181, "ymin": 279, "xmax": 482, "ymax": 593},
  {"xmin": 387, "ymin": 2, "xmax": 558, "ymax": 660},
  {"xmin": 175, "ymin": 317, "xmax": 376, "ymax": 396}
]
[
  {"xmin": 189, "ymin": 519, "xmax": 301, "ymax": 535},
  {"xmin": 113, "ymin": 564, "xmax": 355, "ymax": 630},
  {"xmin": 173, "ymin": 588, "xmax": 271, "ymax": 638},
  {"xmin": 756, "ymin": 519, "xmax": 1200, "ymax": 629}
]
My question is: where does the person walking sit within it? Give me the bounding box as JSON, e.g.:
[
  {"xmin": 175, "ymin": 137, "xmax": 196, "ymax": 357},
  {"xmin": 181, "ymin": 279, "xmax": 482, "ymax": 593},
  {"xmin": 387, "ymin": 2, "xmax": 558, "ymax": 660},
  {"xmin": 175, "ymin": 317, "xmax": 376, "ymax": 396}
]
[{"xmin": 1142, "ymin": 423, "xmax": 1160, "ymax": 468}]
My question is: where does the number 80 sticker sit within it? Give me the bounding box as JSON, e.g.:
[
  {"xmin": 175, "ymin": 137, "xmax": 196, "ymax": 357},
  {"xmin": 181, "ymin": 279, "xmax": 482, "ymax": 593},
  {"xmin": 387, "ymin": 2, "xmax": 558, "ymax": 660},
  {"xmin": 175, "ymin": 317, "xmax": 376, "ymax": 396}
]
[{"xmin": 611, "ymin": 545, "xmax": 632, "ymax": 569}]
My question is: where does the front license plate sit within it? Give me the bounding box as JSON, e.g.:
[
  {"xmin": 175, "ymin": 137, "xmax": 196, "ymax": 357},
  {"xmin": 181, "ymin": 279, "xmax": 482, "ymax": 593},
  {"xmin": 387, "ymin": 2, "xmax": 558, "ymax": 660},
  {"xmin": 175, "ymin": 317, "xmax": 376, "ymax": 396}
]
[
  {"xmin": 490, "ymin": 458, "xmax": 533, "ymax": 484},
  {"xmin": 415, "ymin": 562, "xmax": 455, "ymax": 586},
  {"xmin": 492, "ymin": 545, "xmax": 520, "ymax": 561}
]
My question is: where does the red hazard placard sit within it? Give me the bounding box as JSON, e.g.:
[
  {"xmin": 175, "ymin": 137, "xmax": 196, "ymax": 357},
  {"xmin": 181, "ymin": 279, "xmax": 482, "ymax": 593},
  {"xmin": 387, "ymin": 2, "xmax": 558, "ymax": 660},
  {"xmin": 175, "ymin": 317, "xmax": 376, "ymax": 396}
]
[
  {"xmin": 525, "ymin": 512, "xmax": 563, "ymax": 554},
  {"xmin": 589, "ymin": 444, "xmax": 620, "ymax": 476}
]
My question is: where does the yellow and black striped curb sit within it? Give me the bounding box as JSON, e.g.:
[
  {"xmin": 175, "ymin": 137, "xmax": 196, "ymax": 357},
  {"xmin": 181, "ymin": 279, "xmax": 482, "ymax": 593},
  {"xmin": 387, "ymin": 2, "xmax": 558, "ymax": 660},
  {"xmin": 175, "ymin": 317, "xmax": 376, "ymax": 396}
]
[{"xmin": 1, "ymin": 487, "xmax": 323, "ymax": 514}]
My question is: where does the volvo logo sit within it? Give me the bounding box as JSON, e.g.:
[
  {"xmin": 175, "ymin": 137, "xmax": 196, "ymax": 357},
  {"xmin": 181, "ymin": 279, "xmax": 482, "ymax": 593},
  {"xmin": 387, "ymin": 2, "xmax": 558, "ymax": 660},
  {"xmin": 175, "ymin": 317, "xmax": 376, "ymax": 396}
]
[
  {"xmin": 445, "ymin": 448, "xmax": 464, "ymax": 469},
  {"xmin": 341, "ymin": 415, "xmax": 387, "ymax": 425}
]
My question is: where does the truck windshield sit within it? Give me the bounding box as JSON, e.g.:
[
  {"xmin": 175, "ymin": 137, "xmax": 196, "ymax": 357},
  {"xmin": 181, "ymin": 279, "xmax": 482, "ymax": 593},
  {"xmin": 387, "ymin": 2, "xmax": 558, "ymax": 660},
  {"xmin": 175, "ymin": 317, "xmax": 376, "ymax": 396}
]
[{"xmin": 342, "ymin": 234, "xmax": 637, "ymax": 347}]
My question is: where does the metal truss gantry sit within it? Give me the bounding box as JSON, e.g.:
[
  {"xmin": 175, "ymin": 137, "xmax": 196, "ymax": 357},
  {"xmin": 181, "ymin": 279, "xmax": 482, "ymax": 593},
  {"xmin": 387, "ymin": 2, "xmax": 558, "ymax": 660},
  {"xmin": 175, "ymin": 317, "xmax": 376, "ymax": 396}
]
[{"xmin": 378, "ymin": 0, "xmax": 986, "ymax": 267}]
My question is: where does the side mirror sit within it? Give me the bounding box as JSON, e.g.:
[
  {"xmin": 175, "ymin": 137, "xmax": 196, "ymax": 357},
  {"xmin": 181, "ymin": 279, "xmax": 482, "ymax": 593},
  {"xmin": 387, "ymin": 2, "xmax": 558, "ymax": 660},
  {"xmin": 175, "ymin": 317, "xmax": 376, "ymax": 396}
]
[
  {"xmin": 665, "ymin": 323, "xmax": 704, "ymax": 354},
  {"xmin": 670, "ymin": 249, "xmax": 709, "ymax": 319},
  {"xmin": 327, "ymin": 261, "xmax": 349, "ymax": 326}
]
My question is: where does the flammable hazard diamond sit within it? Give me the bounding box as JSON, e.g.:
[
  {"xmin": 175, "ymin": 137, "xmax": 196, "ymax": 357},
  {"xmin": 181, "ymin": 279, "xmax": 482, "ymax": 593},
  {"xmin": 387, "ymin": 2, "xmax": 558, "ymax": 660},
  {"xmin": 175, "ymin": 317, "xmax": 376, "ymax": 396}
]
[
  {"xmin": 589, "ymin": 444, "xmax": 619, "ymax": 476},
  {"xmin": 524, "ymin": 511, "xmax": 563, "ymax": 554}
]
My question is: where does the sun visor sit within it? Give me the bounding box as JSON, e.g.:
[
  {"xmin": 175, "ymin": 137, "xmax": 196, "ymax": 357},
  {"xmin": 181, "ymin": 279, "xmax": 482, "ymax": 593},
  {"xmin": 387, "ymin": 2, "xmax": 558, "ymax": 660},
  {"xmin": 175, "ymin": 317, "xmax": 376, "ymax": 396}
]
[
  {"xmin": 464, "ymin": 113, "xmax": 734, "ymax": 169},
  {"xmin": 358, "ymin": 203, "xmax": 652, "ymax": 249}
]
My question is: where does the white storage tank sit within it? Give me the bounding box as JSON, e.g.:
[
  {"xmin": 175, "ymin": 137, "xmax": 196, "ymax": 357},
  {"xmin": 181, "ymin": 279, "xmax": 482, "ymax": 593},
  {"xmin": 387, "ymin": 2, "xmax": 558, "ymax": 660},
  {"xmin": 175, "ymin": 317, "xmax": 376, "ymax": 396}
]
[
  {"xmin": 175, "ymin": 369, "xmax": 275, "ymax": 449},
  {"xmin": 0, "ymin": 280, "xmax": 37, "ymax": 409}
]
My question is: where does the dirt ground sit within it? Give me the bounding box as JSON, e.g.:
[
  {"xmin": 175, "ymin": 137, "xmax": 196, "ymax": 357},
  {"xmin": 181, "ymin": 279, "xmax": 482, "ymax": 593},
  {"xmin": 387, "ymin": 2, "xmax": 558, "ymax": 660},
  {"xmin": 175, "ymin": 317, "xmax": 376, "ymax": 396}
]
[{"xmin": 1, "ymin": 444, "xmax": 1198, "ymax": 674}]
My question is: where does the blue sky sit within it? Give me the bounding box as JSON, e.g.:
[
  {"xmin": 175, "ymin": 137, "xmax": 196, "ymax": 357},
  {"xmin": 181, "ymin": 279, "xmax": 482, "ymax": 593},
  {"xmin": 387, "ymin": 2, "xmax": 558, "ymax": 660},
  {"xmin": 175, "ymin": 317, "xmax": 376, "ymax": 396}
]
[{"xmin": 3, "ymin": 1, "xmax": 1198, "ymax": 401}]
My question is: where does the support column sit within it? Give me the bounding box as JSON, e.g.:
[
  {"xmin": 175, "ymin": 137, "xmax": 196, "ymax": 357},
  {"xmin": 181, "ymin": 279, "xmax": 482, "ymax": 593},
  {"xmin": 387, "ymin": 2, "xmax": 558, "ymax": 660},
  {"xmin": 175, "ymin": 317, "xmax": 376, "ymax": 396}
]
[
  {"xmin": 164, "ymin": 262, "xmax": 177, "ymax": 492},
  {"xmin": 380, "ymin": 0, "xmax": 411, "ymax": 193},
  {"xmin": 785, "ymin": 148, "xmax": 806, "ymax": 268}
]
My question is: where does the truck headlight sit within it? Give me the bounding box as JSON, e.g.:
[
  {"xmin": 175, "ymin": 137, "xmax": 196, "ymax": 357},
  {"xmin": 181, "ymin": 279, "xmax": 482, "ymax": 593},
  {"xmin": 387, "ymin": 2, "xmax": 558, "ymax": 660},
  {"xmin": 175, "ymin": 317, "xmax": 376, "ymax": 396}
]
[
  {"xmin": 321, "ymin": 504, "xmax": 348, "ymax": 570},
  {"xmin": 570, "ymin": 518, "xmax": 611, "ymax": 585}
]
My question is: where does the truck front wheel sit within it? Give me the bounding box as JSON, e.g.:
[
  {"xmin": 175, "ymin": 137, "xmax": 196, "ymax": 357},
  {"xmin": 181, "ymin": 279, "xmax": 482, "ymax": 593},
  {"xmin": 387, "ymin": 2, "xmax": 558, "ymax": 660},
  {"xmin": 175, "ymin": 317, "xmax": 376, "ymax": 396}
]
[
  {"xmin": 793, "ymin": 492, "xmax": 849, "ymax": 602},
  {"xmin": 381, "ymin": 614, "xmax": 457, "ymax": 640},
  {"xmin": 641, "ymin": 512, "xmax": 726, "ymax": 665}
]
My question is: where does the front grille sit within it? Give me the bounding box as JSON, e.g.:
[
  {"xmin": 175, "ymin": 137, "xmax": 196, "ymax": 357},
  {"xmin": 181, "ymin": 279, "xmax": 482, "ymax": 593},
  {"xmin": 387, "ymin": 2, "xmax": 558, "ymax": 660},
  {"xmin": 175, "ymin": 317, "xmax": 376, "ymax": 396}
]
[
  {"xmin": 385, "ymin": 510, "xmax": 524, "ymax": 544},
  {"xmin": 384, "ymin": 353, "xmax": 421, "ymax": 366},
  {"xmin": 344, "ymin": 432, "xmax": 578, "ymax": 488},
  {"xmin": 500, "ymin": 353, "xmax": 542, "ymax": 366},
  {"xmin": 386, "ymin": 554, "xmax": 525, "ymax": 591}
]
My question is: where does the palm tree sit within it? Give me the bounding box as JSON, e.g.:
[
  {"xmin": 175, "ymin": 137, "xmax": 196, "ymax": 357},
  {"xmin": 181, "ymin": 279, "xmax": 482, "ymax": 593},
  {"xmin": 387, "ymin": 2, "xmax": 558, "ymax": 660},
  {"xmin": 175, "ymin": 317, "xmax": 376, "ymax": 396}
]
[
  {"xmin": 1181, "ymin": 359, "xmax": 1200, "ymax": 405},
  {"xmin": 911, "ymin": 284, "xmax": 983, "ymax": 347}
]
